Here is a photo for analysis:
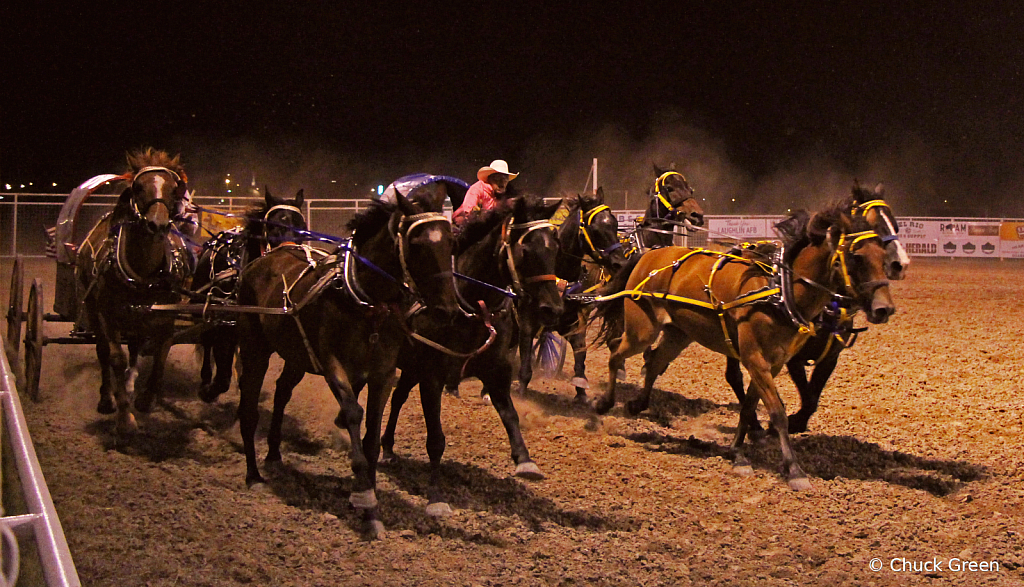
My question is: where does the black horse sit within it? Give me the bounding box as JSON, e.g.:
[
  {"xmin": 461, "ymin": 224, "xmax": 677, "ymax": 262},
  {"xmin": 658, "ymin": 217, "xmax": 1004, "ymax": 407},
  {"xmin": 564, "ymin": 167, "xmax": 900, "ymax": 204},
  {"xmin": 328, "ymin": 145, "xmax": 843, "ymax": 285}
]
[
  {"xmin": 380, "ymin": 194, "xmax": 563, "ymax": 517},
  {"xmin": 631, "ymin": 165, "xmax": 706, "ymax": 251},
  {"xmin": 75, "ymin": 149, "xmax": 193, "ymax": 434},
  {"xmin": 233, "ymin": 186, "xmax": 459, "ymax": 539},
  {"xmin": 722, "ymin": 182, "xmax": 908, "ymax": 434},
  {"xmin": 192, "ymin": 188, "xmax": 307, "ymax": 402},
  {"xmin": 517, "ymin": 187, "xmax": 627, "ymax": 401}
]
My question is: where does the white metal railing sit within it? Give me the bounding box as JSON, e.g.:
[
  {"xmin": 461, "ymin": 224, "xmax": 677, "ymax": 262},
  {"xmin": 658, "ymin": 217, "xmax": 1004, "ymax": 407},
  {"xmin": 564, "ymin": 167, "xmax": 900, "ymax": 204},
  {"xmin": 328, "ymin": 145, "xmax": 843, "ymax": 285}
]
[{"xmin": 0, "ymin": 347, "xmax": 81, "ymax": 587}]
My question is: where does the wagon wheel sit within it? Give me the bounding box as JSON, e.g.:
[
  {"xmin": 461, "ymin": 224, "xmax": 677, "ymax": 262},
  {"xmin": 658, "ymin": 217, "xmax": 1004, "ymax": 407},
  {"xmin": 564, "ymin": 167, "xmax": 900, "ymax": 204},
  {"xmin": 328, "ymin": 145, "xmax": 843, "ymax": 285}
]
[
  {"xmin": 5, "ymin": 256, "xmax": 24, "ymax": 359},
  {"xmin": 24, "ymin": 279, "xmax": 44, "ymax": 402}
]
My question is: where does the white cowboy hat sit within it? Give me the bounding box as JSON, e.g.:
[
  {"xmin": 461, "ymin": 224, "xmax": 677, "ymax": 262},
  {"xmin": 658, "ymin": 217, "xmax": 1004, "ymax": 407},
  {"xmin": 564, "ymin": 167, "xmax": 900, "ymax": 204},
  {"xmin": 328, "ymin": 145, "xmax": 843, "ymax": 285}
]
[{"xmin": 477, "ymin": 159, "xmax": 519, "ymax": 182}]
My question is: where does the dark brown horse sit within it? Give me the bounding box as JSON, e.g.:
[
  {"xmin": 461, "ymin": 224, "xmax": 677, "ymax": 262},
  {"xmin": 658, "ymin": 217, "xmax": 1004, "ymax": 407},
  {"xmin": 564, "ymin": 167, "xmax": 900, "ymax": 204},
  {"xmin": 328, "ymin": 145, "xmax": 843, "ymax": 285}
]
[
  {"xmin": 234, "ymin": 186, "xmax": 458, "ymax": 539},
  {"xmin": 192, "ymin": 188, "xmax": 307, "ymax": 402},
  {"xmin": 592, "ymin": 201, "xmax": 895, "ymax": 490},
  {"xmin": 722, "ymin": 182, "xmax": 910, "ymax": 434},
  {"xmin": 630, "ymin": 165, "xmax": 706, "ymax": 251},
  {"xmin": 518, "ymin": 187, "xmax": 626, "ymax": 401},
  {"xmin": 380, "ymin": 194, "xmax": 563, "ymax": 517},
  {"xmin": 75, "ymin": 149, "xmax": 193, "ymax": 433}
]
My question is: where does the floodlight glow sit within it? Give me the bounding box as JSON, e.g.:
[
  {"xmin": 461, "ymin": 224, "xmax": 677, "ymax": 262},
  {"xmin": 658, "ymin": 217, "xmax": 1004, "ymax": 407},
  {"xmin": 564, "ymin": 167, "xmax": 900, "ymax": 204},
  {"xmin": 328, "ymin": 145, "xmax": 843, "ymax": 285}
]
[
  {"xmin": 377, "ymin": 185, "xmax": 384, "ymax": 195},
  {"xmin": 4, "ymin": 184, "xmax": 10, "ymax": 190}
]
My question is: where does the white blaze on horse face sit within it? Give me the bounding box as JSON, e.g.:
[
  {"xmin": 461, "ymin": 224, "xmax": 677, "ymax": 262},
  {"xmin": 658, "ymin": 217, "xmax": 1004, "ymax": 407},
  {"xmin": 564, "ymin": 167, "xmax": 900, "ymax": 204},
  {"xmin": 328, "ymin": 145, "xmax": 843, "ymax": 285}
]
[
  {"xmin": 880, "ymin": 213, "xmax": 911, "ymax": 270},
  {"xmin": 427, "ymin": 227, "xmax": 443, "ymax": 243}
]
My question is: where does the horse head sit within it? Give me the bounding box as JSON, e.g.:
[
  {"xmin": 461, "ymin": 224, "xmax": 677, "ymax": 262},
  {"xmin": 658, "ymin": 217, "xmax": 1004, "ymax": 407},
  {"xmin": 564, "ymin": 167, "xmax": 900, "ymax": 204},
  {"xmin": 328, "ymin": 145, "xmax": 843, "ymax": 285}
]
[
  {"xmin": 850, "ymin": 181, "xmax": 909, "ymax": 280},
  {"xmin": 505, "ymin": 195, "xmax": 564, "ymax": 327},
  {"xmin": 390, "ymin": 190, "xmax": 460, "ymax": 320},
  {"xmin": 650, "ymin": 164, "xmax": 704, "ymax": 230},
  {"xmin": 806, "ymin": 208, "xmax": 896, "ymax": 325},
  {"xmin": 578, "ymin": 187, "xmax": 627, "ymax": 270},
  {"xmin": 125, "ymin": 167, "xmax": 186, "ymax": 234},
  {"xmin": 261, "ymin": 187, "xmax": 307, "ymax": 250}
]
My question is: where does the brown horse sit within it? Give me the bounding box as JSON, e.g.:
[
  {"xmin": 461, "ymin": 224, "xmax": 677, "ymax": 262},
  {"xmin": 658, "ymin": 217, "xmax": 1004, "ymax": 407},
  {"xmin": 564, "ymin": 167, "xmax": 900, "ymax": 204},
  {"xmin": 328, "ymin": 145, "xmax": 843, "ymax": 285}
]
[
  {"xmin": 592, "ymin": 201, "xmax": 895, "ymax": 490},
  {"xmin": 631, "ymin": 165, "xmax": 706, "ymax": 251},
  {"xmin": 234, "ymin": 185, "xmax": 459, "ymax": 539},
  {"xmin": 76, "ymin": 149, "xmax": 192, "ymax": 434},
  {"xmin": 722, "ymin": 182, "xmax": 910, "ymax": 434}
]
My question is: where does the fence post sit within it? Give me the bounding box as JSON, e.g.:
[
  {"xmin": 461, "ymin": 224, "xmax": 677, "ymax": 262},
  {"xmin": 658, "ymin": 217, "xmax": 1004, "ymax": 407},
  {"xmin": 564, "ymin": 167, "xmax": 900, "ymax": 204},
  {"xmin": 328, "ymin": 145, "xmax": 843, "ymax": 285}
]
[{"xmin": 11, "ymin": 192, "xmax": 19, "ymax": 257}]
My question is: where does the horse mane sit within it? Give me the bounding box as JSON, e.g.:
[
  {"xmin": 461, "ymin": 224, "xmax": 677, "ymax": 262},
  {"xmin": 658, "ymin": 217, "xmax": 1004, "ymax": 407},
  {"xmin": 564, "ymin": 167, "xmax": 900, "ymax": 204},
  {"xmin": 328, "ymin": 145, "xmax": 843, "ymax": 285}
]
[
  {"xmin": 242, "ymin": 200, "xmax": 270, "ymax": 236},
  {"xmin": 455, "ymin": 206, "xmax": 508, "ymax": 253},
  {"xmin": 125, "ymin": 147, "xmax": 185, "ymax": 177},
  {"xmin": 776, "ymin": 198, "xmax": 870, "ymax": 264},
  {"xmin": 347, "ymin": 200, "xmax": 397, "ymax": 248}
]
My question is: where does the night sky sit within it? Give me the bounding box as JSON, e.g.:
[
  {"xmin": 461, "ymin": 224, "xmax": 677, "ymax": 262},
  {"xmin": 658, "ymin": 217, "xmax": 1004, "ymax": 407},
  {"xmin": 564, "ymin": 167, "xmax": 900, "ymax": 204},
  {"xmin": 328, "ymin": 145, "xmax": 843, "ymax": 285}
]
[{"xmin": 3, "ymin": 2, "xmax": 1023, "ymax": 216}]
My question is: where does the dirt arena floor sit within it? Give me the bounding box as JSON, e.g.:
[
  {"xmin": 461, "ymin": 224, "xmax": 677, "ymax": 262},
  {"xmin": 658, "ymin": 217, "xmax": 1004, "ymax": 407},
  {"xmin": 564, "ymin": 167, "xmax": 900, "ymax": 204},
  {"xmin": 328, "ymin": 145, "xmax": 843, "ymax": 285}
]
[{"xmin": 3, "ymin": 256, "xmax": 1024, "ymax": 586}]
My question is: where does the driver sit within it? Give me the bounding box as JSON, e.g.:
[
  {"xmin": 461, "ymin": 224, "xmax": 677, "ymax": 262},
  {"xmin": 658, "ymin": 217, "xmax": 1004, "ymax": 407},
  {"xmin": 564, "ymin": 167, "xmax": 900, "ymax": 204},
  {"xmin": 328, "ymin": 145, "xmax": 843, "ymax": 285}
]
[{"xmin": 451, "ymin": 159, "xmax": 519, "ymax": 226}]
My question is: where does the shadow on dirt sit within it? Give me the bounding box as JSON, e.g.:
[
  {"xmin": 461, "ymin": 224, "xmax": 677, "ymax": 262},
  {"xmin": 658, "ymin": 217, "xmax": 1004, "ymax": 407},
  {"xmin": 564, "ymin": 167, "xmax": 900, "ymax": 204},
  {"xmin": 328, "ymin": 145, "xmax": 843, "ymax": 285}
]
[
  {"xmin": 623, "ymin": 429, "xmax": 987, "ymax": 496},
  {"xmin": 519, "ymin": 381, "xmax": 727, "ymax": 427},
  {"xmin": 258, "ymin": 455, "xmax": 640, "ymax": 544}
]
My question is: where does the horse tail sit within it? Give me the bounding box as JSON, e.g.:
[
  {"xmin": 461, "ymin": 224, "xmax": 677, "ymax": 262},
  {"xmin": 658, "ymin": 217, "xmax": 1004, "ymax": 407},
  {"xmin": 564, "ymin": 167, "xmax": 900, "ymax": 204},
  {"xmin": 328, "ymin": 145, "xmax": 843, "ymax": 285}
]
[{"xmin": 590, "ymin": 252, "xmax": 643, "ymax": 349}]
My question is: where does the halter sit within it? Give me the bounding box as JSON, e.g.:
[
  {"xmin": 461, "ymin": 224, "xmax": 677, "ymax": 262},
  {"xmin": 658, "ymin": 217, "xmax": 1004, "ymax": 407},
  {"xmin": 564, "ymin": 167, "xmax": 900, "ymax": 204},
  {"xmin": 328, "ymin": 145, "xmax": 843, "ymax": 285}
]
[
  {"xmin": 395, "ymin": 212, "xmax": 453, "ymax": 300},
  {"xmin": 652, "ymin": 171, "xmax": 696, "ymax": 220},
  {"xmin": 578, "ymin": 204, "xmax": 623, "ymax": 265},
  {"xmin": 128, "ymin": 166, "xmax": 185, "ymax": 221},
  {"xmin": 851, "ymin": 199, "xmax": 900, "ymax": 243},
  {"xmin": 500, "ymin": 218, "xmax": 559, "ymax": 297},
  {"xmin": 828, "ymin": 229, "xmax": 889, "ymax": 296}
]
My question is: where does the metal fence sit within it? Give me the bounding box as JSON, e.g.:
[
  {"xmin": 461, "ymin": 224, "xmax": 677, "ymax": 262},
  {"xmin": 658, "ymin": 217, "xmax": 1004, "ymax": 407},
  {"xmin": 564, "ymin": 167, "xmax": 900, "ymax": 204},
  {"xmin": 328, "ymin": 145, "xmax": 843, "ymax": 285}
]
[{"xmin": 1, "ymin": 345, "xmax": 81, "ymax": 586}]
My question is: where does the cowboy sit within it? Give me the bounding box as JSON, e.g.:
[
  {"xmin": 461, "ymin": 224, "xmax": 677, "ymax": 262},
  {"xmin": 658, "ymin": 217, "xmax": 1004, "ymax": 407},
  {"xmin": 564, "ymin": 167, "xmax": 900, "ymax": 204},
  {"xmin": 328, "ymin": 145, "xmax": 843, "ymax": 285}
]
[{"xmin": 451, "ymin": 159, "xmax": 519, "ymax": 225}]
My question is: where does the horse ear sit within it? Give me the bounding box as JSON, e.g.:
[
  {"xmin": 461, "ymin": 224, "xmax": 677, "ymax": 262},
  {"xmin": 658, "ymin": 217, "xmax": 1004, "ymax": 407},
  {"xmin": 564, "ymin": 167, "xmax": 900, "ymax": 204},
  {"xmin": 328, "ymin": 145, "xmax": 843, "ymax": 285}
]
[
  {"xmin": 806, "ymin": 212, "xmax": 831, "ymax": 245},
  {"xmin": 540, "ymin": 198, "xmax": 562, "ymax": 220},
  {"xmin": 293, "ymin": 189, "xmax": 304, "ymax": 207},
  {"xmin": 652, "ymin": 163, "xmax": 665, "ymax": 176},
  {"xmin": 264, "ymin": 186, "xmax": 275, "ymax": 206},
  {"xmin": 873, "ymin": 183, "xmax": 885, "ymax": 196},
  {"xmin": 595, "ymin": 186, "xmax": 605, "ymax": 203},
  {"xmin": 394, "ymin": 190, "xmax": 418, "ymax": 216}
]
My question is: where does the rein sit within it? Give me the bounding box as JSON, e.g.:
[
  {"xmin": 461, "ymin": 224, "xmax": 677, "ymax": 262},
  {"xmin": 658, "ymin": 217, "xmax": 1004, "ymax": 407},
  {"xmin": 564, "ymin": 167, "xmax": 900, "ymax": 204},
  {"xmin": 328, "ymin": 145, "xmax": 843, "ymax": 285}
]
[{"xmin": 500, "ymin": 218, "xmax": 559, "ymax": 296}]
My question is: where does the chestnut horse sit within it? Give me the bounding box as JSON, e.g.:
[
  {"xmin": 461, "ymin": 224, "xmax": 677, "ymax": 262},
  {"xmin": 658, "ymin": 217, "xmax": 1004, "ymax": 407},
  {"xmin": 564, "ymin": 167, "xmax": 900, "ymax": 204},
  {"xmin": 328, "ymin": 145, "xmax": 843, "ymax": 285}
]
[
  {"xmin": 76, "ymin": 149, "xmax": 192, "ymax": 434},
  {"xmin": 234, "ymin": 187, "xmax": 459, "ymax": 539},
  {"xmin": 380, "ymin": 194, "xmax": 563, "ymax": 516},
  {"xmin": 192, "ymin": 188, "xmax": 307, "ymax": 402},
  {"xmin": 722, "ymin": 182, "xmax": 910, "ymax": 434},
  {"xmin": 592, "ymin": 201, "xmax": 895, "ymax": 490}
]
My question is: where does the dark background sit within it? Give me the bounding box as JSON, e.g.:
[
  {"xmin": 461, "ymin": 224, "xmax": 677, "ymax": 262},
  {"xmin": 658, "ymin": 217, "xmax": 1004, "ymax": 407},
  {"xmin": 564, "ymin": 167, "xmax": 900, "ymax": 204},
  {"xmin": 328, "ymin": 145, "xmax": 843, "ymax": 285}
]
[{"xmin": 2, "ymin": 2, "xmax": 1022, "ymax": 216}]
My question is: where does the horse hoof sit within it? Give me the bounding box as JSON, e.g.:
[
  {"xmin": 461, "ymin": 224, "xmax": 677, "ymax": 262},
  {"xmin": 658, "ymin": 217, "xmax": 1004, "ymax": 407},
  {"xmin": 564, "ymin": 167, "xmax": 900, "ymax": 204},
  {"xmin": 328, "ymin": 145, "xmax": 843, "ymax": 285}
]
[
  {"xmin": 615, "ymin": 369, "xmax": 627, "ymax": 382},
  {"xmin": 570, "ymin": 377, "xmax": 589, "ymax": 390},
  {"xmin": 198, "ymin": 385, "xmax": 221, "ymax": 403},
  {"xmin": 116, "ymin": 414, "xmax": 139, "ymax": 435},
  {"xmin": 593, "ymin": 398, "xmax": 613, "ymax": 415},
  {"xmin": 733, "ymin": 464, "xmax": 754, "ymax": 477},
  {"xmin": 425, "ymin": 502, "xmax": 453, "ymax": 518},
  {"xmin": 379, "ymin": 451, "xmax": 397, "ymax": 465},
  {"xmin": 366, "ymin": 520, "xmax": 386, "ymax": 540},
  {"xmin": 97, "ymin": 398, "xmax": 116, "ymax": 415},
  {"xmin": 444, "ymin": 386, "xmax": 460, "ymax": 398},
  {"xmin": 515, "ymin": 461, "xmax": 545, "ymax": 480},
  {"xmin": 481, "ymin": 394, "xmax": 492, "ymax": 406},
  {"xmin": 349, "ymin": 489, "xmax": 378, "ymax": 509},
  {"xmin": 573, "ymin": 393, "xmax": 589, "ymax": 406},
  {"xmin": 625, "ymin": 399, "xmax": 647, "ymax": 416},
  {"xmin": 788, "ymin": 477, "xmax": 813, "ymax": 491},
  {"xmin": 134, "ymin": 397, "xmax": 154, "ymax": 414}
]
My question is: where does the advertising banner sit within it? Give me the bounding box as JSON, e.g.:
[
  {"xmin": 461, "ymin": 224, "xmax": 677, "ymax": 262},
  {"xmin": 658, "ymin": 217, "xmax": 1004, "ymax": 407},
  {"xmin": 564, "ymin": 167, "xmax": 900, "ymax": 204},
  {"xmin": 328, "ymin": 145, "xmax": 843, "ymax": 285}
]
[
  {"xmin": 707, "ymin": 217, "xmax": 773, "ymax": 241},
  {"xmin": 999, "ymin": 222, "xmax": 1024, "ymax": 258},
  {"xmin": 897, "ymin": 219, "xmax": 1003, "ymax": 257},
  {"xmin": 895, "ymin": 219, "xmax": 940, "ymax": 256}
]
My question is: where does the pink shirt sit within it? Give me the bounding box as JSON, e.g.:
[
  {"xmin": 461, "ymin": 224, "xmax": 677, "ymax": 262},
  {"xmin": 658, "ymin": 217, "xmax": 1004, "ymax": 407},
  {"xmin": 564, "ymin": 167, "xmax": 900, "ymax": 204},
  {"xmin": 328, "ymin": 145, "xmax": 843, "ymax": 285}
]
[{"xmin": 452, "ymin": 180, "xmax": 498, "ymax": 224}]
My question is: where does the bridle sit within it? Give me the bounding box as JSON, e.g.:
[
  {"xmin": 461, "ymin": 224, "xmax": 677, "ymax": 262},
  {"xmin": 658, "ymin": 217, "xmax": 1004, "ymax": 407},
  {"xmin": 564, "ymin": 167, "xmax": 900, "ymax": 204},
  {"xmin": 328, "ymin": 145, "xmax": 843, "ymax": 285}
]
[
  {"xmin": 128, "ymin": 166, "xmax": 186, "ymax": 223},
  {"xmin": 828, "ymin": 229, "xmax": 890, "ymax": 299},
  {"xmin": 578, "ymin": 204, "xmax": 623, "ymax": 267},
  {"xmin": 851, "ymin": 199, "xmax": 900, "ymax": 244},
  {"xmin": 262, "ymin": 204, "xmax": 307, "ymax": 254},
  {"xmin": 395, "ymin": 212, "xmax": 454, "ymax": 300},
  {"xmin": 499, "ymin": 218, "xmax": 559, "ymax": 298},
  {"xmin": 651, "ymin": 171, "xmax": 697, "ymax": 221}
]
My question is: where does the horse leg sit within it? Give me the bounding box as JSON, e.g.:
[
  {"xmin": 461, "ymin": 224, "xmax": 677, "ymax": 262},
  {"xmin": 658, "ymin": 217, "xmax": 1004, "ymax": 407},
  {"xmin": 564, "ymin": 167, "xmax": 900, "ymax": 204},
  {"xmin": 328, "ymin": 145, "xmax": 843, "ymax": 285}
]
[
  {"xmin": 357, "ymin": 372, "xmax": 394, "ymax": 539},
  {"xmin": 566, "ymin": 327, "xmax": 590, "ymax": 403},
  {"xmin": 237, "ymin": 342, "xmax": 272, "ymax": 487},
  {"xmin": 418, "ymin": 373, "xmax": 453, "ymax": 517},
  {"xmin": 729, "ymin": 381, "xmax": 762, "ymax": 477},
  {"xmin": 744, "ymin": 353, "xmax": 811, "ymax": 491},
  {"xmin": 199, "ymin": 330, "xmax": 214, "ymax": 395},
  {"xmin": 95, "ymin": 336, "xmax": 116, "ymax": 415},
  {"xmin": 788, "ymin": 350, "xmax": 839, "ymax": 434},
  {"xmin": 381, "ymin": 367, "xmax": 417, "ymax": 464},
  {"xmin": 265, "ymin": 361, "xmax": 306, "ymax": 464},
  {"xmin": 594, "ymin": 301, "xmax": 660, "ymax": 415},
  {"xmin": 724, "ymin": 357, "xmax": 765, "ymax": 436},
  {"xmin": 515, "ymin": 322, "xmax": 536, "ymax": 397},
  {"xmin": 135, "ymin": 333, "xmax": 172, "ymax": 413},
  {"xmin": 480, "ymin": 359, "xmax": 544, "ymax": 480},
  {"xmin": 200, "ymin": 324, "xmax": 237, "ymax": 402},
  {"xmin": 627, "ymin": 326, "xmax": 691, "ymax": 416}
]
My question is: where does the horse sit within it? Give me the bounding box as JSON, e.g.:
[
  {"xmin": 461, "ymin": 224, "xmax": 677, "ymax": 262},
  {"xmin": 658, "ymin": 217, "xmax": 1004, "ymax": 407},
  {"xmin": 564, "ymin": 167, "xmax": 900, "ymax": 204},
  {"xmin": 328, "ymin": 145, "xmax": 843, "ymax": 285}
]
[
  {"xmin": 517, "ymin": 187, "xmax": 627, "ymax": 401},
  {"xmin": 630, "ymin": 165, "xmax": 706, "ymax": 251},
  {"xmin": 591, "ymin": 201, "xmax": 896, "ymax": 490},
  {"xmin": 191, "ymin": 188, "xmax": 307, "ymax": 402},
  {"xmin": 75, "ymin": 148, "xmax": 193, "ymax": 434},
  {"xmin": 233, "ymin": 184, "xmax": 459, "ymax": 539},
  {"xmin": 379, "ymin": 194, "xmax": 563, "ymax": 517},
  {"xmin": 721, "ymin": 182, "xmax": 910, "ymax": 434}
]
